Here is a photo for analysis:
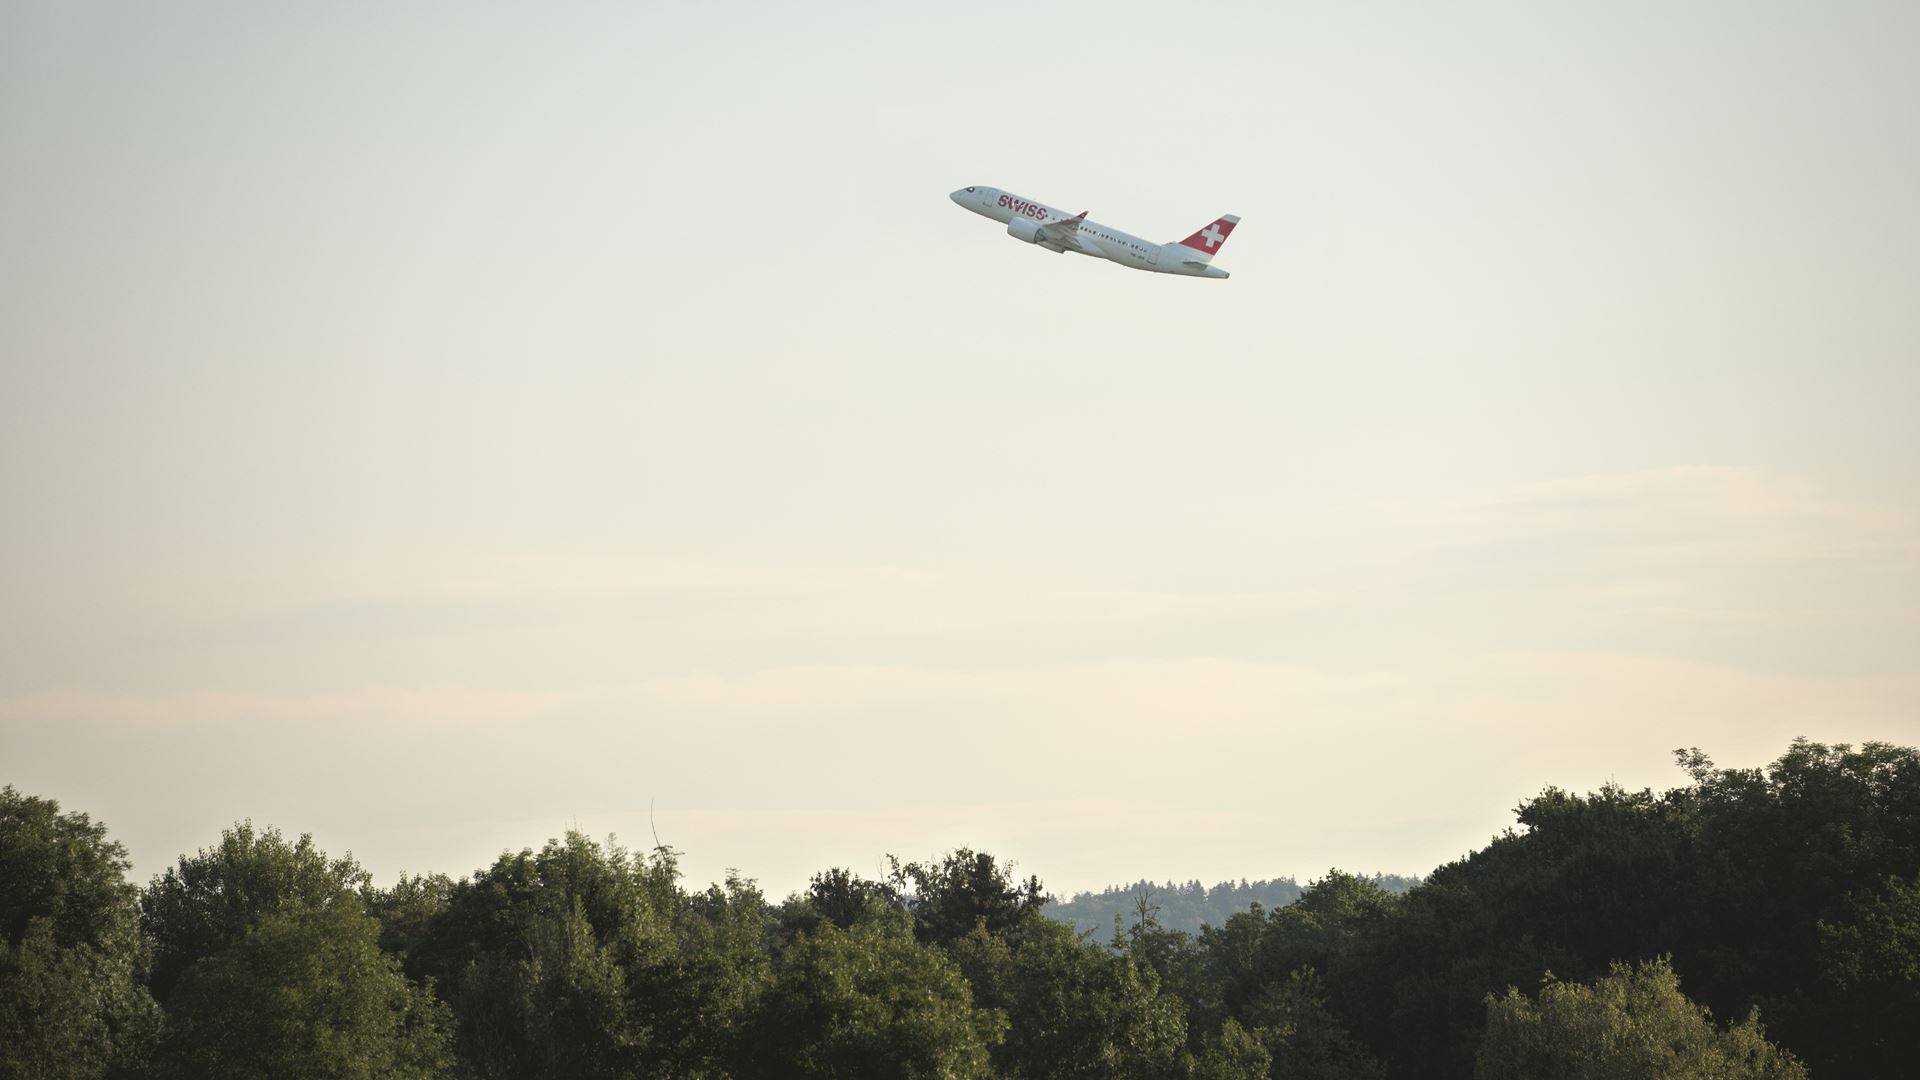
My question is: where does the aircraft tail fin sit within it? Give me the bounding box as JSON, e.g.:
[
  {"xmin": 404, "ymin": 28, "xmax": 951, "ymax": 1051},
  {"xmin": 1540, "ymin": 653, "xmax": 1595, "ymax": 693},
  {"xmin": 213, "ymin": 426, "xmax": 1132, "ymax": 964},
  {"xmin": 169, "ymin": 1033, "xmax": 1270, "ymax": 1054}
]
[{"xmin": 1173, "ymin": 214, "xmax": 1240, "ymax": 261}]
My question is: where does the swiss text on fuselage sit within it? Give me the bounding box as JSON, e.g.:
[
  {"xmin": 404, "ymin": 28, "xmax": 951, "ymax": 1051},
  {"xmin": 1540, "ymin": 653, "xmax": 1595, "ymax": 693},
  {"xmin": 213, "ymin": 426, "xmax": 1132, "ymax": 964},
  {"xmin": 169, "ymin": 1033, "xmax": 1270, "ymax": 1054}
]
[{"xmin": 997, "ymin": 194, "xmax": 1048, "ymax": 220}]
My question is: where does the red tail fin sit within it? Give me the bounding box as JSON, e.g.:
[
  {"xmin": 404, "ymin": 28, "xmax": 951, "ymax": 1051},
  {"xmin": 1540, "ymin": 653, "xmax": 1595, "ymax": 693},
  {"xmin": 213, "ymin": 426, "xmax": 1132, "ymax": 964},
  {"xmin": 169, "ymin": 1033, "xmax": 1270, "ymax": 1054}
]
[{"xmin": 1176, "ymin": 215, "xmax": 1240, "ymax": 260}]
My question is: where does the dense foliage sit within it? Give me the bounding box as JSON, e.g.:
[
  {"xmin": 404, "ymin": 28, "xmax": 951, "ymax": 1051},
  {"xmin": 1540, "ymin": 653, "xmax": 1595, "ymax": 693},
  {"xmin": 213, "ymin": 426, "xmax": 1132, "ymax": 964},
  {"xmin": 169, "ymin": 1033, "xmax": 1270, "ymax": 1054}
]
[
  {"xmin": 0, "ymin": 788, "xmax": 158, "ymax": 1079},
  {"xmin": 4, "ymin": 736, "xmax": 1916, "ymax": 1078},
  {"xmin": 1476, "ymin": 958, "xmax": 1806, "ymax": 1080}
]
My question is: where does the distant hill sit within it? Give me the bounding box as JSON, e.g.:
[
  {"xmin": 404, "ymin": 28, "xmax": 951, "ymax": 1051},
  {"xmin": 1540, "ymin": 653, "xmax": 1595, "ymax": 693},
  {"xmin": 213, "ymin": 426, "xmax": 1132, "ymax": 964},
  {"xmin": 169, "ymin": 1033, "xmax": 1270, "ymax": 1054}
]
[{"xmin": 1045, "ymin": 872, "xmax": 1423, "ymax": 938}]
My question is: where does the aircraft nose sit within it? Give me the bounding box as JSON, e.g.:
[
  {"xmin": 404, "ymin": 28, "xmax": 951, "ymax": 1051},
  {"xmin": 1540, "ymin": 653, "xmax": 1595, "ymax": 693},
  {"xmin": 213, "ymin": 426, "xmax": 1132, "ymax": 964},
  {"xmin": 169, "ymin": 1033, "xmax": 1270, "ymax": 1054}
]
[{"xmin": 949, "ymin": 189, "xmax": 967, "ymax": 205}]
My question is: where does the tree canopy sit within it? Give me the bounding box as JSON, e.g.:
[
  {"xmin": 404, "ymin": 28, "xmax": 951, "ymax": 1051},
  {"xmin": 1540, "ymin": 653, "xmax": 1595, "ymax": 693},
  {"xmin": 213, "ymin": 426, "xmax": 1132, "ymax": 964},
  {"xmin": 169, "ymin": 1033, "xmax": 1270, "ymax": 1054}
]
[
  {"xmin": 1477, "ymin": 957, "xmax": 1805, "ymax": 1080},
  {"xmin": 4, "ymin": 736, "xmax": 1918, "ymax": 1079},
  {"xmin": 0, "ymin": 787, "xmax": 159, "ymax": 1080}
]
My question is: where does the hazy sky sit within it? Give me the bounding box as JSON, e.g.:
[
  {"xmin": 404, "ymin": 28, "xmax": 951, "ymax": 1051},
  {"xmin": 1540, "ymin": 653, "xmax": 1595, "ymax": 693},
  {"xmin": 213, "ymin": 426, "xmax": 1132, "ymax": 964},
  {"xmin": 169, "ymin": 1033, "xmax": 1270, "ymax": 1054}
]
[{"xmin": 4, "ymin": 1, "xmax": 1917, "ymax": 898}]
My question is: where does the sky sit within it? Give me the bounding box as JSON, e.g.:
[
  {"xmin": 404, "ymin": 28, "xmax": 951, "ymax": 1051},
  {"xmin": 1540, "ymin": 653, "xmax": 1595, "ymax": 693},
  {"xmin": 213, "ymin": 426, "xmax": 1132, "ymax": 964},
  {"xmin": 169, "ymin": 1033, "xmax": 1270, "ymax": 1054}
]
[{"xmin": 3, "ymin": 1, "xmax": 1917, "ymax": 899}]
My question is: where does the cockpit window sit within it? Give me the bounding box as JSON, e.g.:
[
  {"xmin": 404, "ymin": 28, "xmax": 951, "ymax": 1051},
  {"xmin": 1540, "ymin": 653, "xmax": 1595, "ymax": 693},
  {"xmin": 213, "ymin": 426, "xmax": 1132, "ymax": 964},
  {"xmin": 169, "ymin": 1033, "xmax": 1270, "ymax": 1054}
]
[{"xmin": 965, "ymin": 187, "xmax": 976, "ymax": 192}]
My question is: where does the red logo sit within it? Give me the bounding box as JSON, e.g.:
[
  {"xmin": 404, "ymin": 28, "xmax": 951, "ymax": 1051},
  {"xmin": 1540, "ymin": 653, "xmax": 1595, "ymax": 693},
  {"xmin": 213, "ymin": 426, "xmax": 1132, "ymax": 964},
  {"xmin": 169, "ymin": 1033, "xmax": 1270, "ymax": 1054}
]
[{"xmin": 1178, "ymin": 218, "xmax": 1237, "ymax": 253}]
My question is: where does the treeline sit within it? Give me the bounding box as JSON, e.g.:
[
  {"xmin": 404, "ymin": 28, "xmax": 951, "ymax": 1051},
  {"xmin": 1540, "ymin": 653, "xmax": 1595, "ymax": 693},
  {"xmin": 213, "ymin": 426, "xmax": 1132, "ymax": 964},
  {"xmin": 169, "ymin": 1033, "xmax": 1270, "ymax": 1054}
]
[
  {"xmin": 3, "ymin": 737, "xmax": 1916, "ymax": 1078},
  {"xmin": 1046, "ymin": 873, "xmax": 1422, "ymax": 938}
]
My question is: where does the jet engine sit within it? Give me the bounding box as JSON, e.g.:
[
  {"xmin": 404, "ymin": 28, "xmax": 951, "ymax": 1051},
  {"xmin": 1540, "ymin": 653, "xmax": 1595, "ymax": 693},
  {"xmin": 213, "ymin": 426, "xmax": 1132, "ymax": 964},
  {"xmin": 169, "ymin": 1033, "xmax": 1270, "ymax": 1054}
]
[{"xmin": 1006, "ymin": 217, "xmax": 1045, "ymax": 244}]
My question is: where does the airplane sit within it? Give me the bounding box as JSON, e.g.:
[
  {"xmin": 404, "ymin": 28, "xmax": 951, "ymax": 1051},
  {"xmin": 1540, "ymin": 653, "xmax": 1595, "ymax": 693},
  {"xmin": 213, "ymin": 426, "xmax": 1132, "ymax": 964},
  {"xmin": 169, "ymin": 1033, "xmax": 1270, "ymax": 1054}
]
[{"xmin": 949, "ymin": 185, "xmax": 1239, "ymax": 279}]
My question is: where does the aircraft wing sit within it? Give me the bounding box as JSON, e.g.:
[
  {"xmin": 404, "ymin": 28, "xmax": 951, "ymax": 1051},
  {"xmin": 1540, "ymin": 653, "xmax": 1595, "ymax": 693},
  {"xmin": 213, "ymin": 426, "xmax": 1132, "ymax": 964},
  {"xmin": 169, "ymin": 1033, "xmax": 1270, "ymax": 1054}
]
[{"xmin": 1038, "ymin": 211, "xmax": 1088, "ymax": 245}]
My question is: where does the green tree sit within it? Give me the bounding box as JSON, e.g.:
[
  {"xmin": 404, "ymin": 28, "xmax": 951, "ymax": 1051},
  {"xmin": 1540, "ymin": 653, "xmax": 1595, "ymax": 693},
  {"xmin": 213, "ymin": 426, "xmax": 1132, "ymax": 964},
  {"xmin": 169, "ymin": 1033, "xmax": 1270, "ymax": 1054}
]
[
  {"xmin": 156, "ymin": 903, "xmax": 453, "ymax": 1080},
  {"xmin": 1475, "ymin": 957, "xmax": 1805, "ymax": 1080},
  {"xmin": 751, "ymin": 911, "xmax": 1001, "ymax": 1078},
  {"xmin": 1120, "ymin": 886, "xmax": 1205, "ymax": 996},
  {"xmin": 1238, "ymin": 968, "xmax": 1383, "ymax": 1080},
  {"xmin": 470, "ymin": 901, "xmax": 638, "ymax": 1080},
  {"xmin": 943, "ymin": 920, "xmax": 1016, "ymax": 1013},
  {"xmin": 419, "ymin": 834, "xmax": 673, "ymax": 1079},
  {"xmin": 416, "ymin": 833, "xmax": 767, "ymax": 1079},
  {"xmin": 140, "ymin": 822, "xmax": 453, "ymax": 1079},
  {"xmin": 1186, "ymin": 1019, "xmax": 1270, "ymax": 1080},
  {"xmin": 0, "ymin": 787, "xmax": 159, "ymax": 1080},
  {"xmin": 1268, "ymin": 739, "xmax": 1920, "ymax": 1080},
  {"xmin": 1674, "ymin": 738, "xmax": 1920, "ymax": 1070},
  {"xmin": 999, "ymin": 918, "xmax": 1186, "ymax": 1079},
  {"xmin": 365, "ymin": 873, "xmax": 454, "ymax": 969},
  {"xmin": 1192, "ymin": 870, "xmax": 1401, "ymax": 1068},
  {"xmin": 654, "ymin": 872, "xmax": 776, "ymax": 1077},
  {"xmin": 1, "ymin": 788, "xmax": 138, "ymax": 953},
  {"xmin": 1116, "ymin": 888, "xmax": 1210, "ymax": 1057},
  {"xmin": 142, "ymin": 822, "xmax": 369, "ymax": 1003},
  {"xmin": 1355, "ymin": 781, "xmax": 1701, "ymax": 1078},
  {"xmin": 890, "ymin": 849, "xmax": 1046, "ymax": 948},
  {"xmin": 1814, "ymin": 874, "xmax": 1920, "ymax": 1077},
  {"xmin": 802, "ymin": 867, "xmax": 902, "ymax": 931},
  {"xmin": 1241, "ymin": 870, "xmax": 1401, "ymax": 1011}
]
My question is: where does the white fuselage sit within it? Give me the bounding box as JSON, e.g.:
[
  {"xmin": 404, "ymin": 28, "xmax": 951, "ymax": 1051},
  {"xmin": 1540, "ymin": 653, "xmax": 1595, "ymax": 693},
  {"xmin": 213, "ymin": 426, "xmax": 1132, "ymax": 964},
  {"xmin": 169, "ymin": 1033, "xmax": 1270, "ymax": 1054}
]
[{"xmin": 949, "ymin": 186, "xmax": 1231, "ymax": 279}]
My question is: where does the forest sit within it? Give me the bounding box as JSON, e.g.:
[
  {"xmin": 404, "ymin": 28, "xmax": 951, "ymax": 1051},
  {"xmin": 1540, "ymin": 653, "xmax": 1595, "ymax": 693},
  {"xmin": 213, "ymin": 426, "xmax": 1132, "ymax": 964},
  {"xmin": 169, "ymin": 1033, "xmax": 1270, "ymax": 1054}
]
[
  {"xmin": 1045, "ymin": 874, "xmax": 1423, "ymax": 938},
  {"xmin": 4, "ymin": 736, "xmax": 1916, "ymax": 1079}
]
